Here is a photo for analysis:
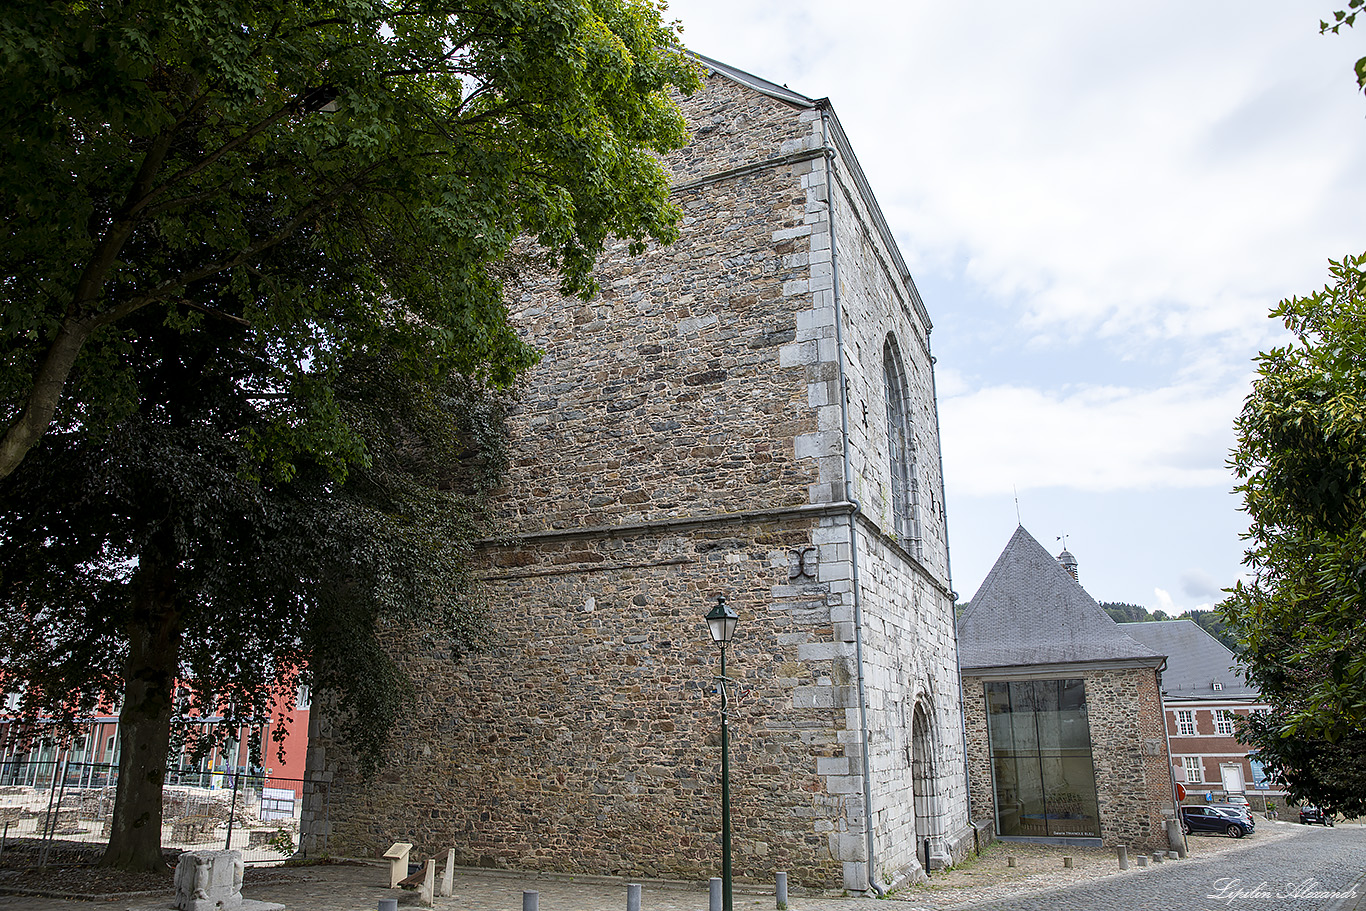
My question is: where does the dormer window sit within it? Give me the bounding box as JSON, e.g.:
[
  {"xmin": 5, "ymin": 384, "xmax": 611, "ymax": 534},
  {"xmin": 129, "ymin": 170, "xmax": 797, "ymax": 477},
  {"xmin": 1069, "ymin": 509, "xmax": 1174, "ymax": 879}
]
[{"xmin": 1212, "ymin": 682, "xmax": 1223, "ymax": 691}]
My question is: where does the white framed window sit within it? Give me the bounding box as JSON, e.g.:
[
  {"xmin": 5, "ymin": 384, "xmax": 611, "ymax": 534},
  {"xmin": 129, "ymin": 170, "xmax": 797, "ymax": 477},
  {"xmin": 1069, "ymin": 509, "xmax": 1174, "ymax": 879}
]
[
  {"xmin": 1176, "ymin": 709, "xmax": 1195, "ymax": 735},
  {"xmin": 1183, "ymin": 756, "xmax": 1203, "ymax": 783},
  {"xmin": 295, "ymin": 684, "xmax": 311, "ymax": 711},
  {"xmin": 1215, "ymin": 710, "xmax": 1235, "ymax": 735}
]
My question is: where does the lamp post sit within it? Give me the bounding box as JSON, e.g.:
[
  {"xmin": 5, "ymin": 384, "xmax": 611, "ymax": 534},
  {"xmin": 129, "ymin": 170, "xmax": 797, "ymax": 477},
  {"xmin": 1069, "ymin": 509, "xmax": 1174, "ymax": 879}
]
[{"xmin": 705, "ymin": 597, "xmax": 739, "ymax": 911}]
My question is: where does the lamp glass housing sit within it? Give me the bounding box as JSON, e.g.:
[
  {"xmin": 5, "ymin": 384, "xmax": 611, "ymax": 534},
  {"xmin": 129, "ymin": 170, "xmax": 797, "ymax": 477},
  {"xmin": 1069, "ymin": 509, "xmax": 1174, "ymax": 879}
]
[{"xmin": 706, "ymin": 597, "xmax": 739, "ymax": 645}]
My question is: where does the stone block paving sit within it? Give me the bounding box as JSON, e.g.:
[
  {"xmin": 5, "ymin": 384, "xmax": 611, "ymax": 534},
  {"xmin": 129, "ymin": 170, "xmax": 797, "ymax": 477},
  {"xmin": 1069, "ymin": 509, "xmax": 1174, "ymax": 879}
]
[{"xmin": 2, "ymin": 820, "xmax": 1357, "ymax": 911}]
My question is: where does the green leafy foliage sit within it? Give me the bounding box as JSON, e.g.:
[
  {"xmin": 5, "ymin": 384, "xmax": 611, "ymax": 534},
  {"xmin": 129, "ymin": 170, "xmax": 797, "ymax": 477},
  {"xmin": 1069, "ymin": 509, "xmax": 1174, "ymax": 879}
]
[
  {"xmin": 1237, "ymin": 713, "xmax": 1366, "ymax": 818},
  {"xmin": 1321, "ymin": 2, "xmax": 1366, "ymax": 90},
  {"xmin": 0, "ymin": 0, "xmax": 699, "ymax": 869},
  {"xmin": 0, "ymin": 0, "xmax": 700, "ymax": 477},
  {"xmin": 1185, "ymin": 609, "xmax": 1237, "ymax": 651},
  {"xmin": 1221, "ymin": 250, "xmax": 1366, "ymax": 809},
  {"xmin": 1100, "ymin": 601, "xmax": 1163, "ymax": 623},
  {"xmin": 0, "ymin": 318, "xmax": 510, "ymax": 765}
]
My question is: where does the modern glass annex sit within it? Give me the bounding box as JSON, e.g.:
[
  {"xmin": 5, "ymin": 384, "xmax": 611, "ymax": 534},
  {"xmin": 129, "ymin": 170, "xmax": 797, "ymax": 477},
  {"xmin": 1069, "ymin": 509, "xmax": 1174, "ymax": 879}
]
[{"xmin": 985, "ymin": 678, "xmax": 1101, "ymax": 838}]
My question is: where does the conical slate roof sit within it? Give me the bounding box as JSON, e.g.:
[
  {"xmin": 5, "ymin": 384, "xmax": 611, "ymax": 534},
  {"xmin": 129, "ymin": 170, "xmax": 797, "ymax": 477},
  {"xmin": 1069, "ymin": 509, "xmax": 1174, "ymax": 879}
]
[{"xmin": 957, "ymin": 526, "xmax": 1163, "ymax": 670}]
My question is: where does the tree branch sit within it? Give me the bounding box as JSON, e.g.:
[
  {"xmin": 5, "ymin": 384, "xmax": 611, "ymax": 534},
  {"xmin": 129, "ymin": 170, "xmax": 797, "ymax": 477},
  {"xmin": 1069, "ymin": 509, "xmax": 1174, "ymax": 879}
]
[{"xmin": 0, "ymin": 168, "xmax": 381, "ymax": 479}]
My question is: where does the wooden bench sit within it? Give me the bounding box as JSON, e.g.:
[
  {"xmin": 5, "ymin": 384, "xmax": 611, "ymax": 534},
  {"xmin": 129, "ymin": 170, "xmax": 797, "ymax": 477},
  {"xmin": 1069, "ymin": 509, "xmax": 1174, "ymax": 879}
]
[
  {"xmin": 398, "ymin": 857, "xmax": 436, "ymax": 906},
  {"xmin": 398, "ymin": 863, "xmax": 428, "ymax": 889}
]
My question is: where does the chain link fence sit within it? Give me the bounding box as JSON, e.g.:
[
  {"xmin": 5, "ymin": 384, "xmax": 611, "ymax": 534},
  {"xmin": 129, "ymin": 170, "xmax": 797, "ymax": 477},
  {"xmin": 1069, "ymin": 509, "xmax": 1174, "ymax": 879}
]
[{"xmin": 0, "ymin": 759, "xmax": 334, "ymax": 865}]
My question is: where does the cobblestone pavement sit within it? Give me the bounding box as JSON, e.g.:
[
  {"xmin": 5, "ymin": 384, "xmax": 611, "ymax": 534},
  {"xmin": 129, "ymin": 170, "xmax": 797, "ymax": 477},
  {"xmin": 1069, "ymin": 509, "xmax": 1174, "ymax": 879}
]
[
  {"xmin": 951, "ymin": 822, "xmax": 1365, "ymax": 911},
  {"xmin": 0, "ymin": 820, "xmax": 1358, "ymax": 911}
]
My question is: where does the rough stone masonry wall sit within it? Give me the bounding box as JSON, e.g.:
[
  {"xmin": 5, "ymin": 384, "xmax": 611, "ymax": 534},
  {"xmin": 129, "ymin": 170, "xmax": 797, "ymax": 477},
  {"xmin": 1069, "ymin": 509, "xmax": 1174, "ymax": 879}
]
[
  {"xmin": 310, "ymin": 519, "xmax": 857, "ymax": 887},
  {"xmin": 305, "ymin": 70, "xmax": 971, "ymax": 888},
  {"xmin": 961, "ymin": 667, "xmax": 1173, "ymax": 854},
  {"xmin": 961, "ymin": 676, "xmax": 995, "ymax": 827},
  {"xmin": 1087, "ymin": 666, "xmax": 1175, "ymax": 852},
  {"xmin": 307, "ymin": 76, "xmax": 867, "ymax": 887},
  {"xmin": 488, "ymin": 76, "xmax": 823, "ymax": 533},
  {"xmin": 822, "ymin": 133, "xmax": 949, "ymax": 583}
]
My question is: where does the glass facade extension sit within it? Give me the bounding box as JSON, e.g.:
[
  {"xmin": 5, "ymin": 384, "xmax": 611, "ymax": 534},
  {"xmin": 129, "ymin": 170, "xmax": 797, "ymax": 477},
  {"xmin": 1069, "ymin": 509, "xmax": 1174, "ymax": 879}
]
[{"xmin": 986, "ymin": 679, "xmax": 1101, "ymax": 838}]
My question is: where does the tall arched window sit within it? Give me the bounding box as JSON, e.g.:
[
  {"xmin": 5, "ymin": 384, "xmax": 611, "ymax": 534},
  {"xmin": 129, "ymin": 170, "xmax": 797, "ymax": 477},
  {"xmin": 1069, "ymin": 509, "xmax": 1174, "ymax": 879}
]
[{"xmin": 883, "ymin": 337, "xmax": 922, "ymax": 555}]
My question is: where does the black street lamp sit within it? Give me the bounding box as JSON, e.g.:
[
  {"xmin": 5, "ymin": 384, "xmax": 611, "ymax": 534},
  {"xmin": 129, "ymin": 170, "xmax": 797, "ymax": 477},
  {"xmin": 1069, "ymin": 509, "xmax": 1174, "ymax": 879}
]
[{"xmin": 705, "ymin": 596, "xmax": 739, "ymax": 911}]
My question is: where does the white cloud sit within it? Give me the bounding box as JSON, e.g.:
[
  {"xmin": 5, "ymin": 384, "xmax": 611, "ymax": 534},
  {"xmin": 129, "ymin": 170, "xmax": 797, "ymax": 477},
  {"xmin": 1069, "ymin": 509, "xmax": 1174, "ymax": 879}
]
[
  {"xmin": 1154, "ymin": 587, "xmax": 1219, "ymax": 617},
  {"xmin": 663, "ymin": 0, "xmax": 1363, "ymax": 615},
  {"xmin": 938, "ymin": 374, "xmax": 1247, "ymax": 496},
  {"xmin": 1154, "ymin": 588, "xmax": 1179, "ymax": 615},
  {"xmin": 671, "ymin": 0, "xmax": 1366, "ymax": 345}
]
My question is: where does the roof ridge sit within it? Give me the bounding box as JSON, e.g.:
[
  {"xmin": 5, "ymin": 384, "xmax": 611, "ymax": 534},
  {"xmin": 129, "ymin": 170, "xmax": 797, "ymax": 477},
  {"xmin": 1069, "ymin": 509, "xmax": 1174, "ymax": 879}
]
[{"xmin": 686, "ymin": 52, "xmax": 819, "ymax": 108}]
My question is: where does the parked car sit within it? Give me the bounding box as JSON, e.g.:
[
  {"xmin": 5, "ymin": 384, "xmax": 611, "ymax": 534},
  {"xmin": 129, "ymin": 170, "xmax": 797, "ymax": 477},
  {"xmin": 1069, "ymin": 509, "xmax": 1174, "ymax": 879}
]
[
  {"xmin": 1210, "ymin": 803, "xmax": 1254, "ymax": 823},
  {"xmin": 1299, "ymin": 806, "xmax": 1335, "ymax": 826},
  {"xmin": 1224, "ymin": 794, "xmax": 1251, "ymax": 809},
  {"xmin": 1181, "ymin": 805, "xmax": 1255, "ymax": 838}
]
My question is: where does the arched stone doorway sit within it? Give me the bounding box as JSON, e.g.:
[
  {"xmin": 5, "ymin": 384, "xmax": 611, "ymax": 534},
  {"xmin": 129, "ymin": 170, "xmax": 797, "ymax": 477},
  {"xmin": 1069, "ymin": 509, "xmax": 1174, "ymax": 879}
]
[{"xmin": 910, "ymin": 702, "xmax": 937, "ymax": 866}]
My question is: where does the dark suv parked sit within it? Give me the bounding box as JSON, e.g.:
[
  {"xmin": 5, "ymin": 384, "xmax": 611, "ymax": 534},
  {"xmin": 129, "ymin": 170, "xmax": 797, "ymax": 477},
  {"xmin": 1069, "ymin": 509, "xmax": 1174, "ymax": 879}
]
[
  {"xmin": 1181, "ymin": 805, "xmax": 1255, "ymax": 838},
  {"xmin": 1299, "ymin": 806, "xmax": 1334, "ymax": 826}
]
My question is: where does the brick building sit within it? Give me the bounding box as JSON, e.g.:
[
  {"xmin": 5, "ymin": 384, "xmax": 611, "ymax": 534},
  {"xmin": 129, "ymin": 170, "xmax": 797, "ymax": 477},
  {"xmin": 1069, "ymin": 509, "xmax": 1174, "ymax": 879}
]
[
  {"xmin": 302, "ymin": 56, "xmax": 973, "ymax": 891},
  {"xmin": 957, "ymin": 527, "xmax": 1177, "ymax": 851},
  {"xmin": 1121, "ymin": 620, "xmax": 1279, "ymax": 803}
]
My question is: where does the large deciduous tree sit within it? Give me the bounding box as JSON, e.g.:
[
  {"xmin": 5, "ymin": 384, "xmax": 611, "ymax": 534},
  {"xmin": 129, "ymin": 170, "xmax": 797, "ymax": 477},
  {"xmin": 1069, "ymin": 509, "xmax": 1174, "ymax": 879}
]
[
  {"xmin": 0, "ymin": 0, "xmax": 698, "ymax": 871},
  {"xmin": 0, "ymin": 309, "xmax": 514, "ymax": 870},
  {"xmin": 0, "ymin": 0, "xmax": 697, "ymax": 479},
  {"xmin": 1221, "ymin": 250, "xmax": 1366, "ymax": 816}
]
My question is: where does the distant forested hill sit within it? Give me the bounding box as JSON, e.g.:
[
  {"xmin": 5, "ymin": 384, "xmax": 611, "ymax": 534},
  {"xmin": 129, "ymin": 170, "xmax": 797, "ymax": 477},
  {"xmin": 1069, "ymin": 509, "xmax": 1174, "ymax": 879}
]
[{"xmin": 1100, "ymin": 602, "xmax": 1237, "ymax": 651}]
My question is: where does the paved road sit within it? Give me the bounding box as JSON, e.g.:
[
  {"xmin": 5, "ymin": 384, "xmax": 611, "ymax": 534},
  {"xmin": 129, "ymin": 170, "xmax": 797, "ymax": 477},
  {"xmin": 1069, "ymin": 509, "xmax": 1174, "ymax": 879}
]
[{"xmin": 958, "ymin": 824, "xmax": 1366, "ymax": 911}]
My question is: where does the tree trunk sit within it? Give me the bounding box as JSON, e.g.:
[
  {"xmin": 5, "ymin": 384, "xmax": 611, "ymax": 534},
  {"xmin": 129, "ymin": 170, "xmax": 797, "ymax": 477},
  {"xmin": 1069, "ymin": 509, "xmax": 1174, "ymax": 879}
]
[{"xmin": 100, "ymin": 536, "xmax": 182, "ymax": 872}]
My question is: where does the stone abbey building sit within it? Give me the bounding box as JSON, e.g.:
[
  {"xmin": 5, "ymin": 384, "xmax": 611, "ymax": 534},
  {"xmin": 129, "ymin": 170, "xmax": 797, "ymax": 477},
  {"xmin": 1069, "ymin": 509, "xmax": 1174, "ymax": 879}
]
[{"xmin": 303, "ymin": 56, "xmax": 973, "ymax": 891}]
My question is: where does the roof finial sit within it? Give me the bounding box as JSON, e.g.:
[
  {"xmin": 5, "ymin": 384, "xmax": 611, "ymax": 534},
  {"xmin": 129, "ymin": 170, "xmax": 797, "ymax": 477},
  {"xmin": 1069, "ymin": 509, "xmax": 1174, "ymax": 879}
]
[{"xmin": 1056, "ymin": 536, "xmax": 1078, "ymax": 582}]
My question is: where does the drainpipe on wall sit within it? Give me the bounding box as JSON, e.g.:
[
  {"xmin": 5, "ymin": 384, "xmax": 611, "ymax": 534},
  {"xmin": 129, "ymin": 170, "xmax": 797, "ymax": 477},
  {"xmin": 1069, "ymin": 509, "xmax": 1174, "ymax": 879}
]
[{"xmin": 819, "ymin": 103, "xmax": 885, "ymax": 898}]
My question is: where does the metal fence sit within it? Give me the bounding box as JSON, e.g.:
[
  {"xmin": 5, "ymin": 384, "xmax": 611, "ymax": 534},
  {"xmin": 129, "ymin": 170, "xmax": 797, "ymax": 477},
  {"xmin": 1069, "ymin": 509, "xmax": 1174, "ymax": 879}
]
[{"xmin": 0, "ymin": 759, "xmax": 332, "ymax": 865}]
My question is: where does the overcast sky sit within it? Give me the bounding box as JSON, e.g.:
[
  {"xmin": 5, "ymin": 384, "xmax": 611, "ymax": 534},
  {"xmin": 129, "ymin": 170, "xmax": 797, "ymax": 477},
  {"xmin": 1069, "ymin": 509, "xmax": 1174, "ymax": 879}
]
[{"xmin": 661, "ymin": 0, "xmax": 1366, "ymax": 612}]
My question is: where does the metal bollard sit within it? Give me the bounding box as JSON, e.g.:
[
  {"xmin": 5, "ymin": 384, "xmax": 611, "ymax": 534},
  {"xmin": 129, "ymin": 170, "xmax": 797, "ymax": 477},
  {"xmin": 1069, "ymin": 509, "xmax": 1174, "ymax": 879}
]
[
  {"xmin": 710, "ymin": 877, "xmax": 722, "ymax": 911},
  {"xmin": 524, "ymin": 890, "xmax": 540, "ymax": 911},
  {"xmin": 378, "ymin": 900, "xmax": 398, "ymax": 911},
  {"xmin": 1117, "ymin": 845, "xmax": 1129, "ymax": 870},
  {"xmin": 627, "ymin": 882, "xmax": 641, "ymax": 911},
  {"xmin": 776, "ymin": 871, "xmax": 788, "ymax": 910}
]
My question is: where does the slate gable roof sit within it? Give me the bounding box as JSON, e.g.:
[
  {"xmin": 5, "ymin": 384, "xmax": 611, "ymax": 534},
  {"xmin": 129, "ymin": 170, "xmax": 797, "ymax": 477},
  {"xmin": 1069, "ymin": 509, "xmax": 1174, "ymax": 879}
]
[
  {"xmin": 1121, "ymin": 620, "xmax": 1257, "ymax": 699},
  {"xmin": 690, "ymin": 53, "xmax": 819, "ymax": 108},
  {"xmin": 957, "ymin": 526, "xmax": 1163, "ymax": 670}
]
